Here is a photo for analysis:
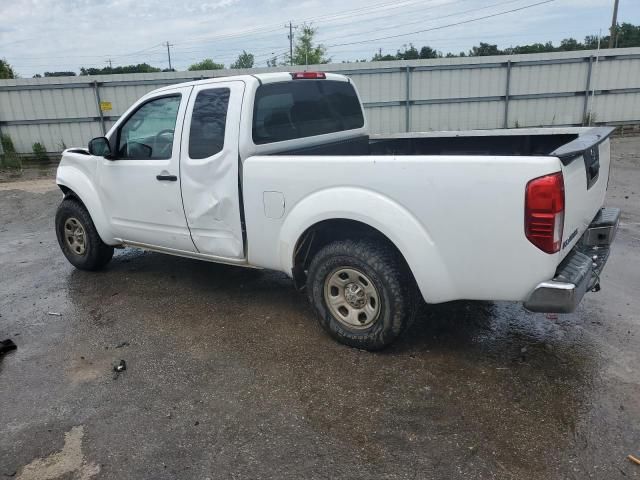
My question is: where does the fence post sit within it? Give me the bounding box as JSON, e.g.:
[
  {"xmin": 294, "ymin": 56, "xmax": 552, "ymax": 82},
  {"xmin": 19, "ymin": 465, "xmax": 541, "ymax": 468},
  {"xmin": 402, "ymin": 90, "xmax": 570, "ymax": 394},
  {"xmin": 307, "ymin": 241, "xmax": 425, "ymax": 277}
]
[
  {"xmin": 503, "ymin": 60, "xmax": 512, "ymax": 129},
  {"xmin": 405, "ymin": 66, "xmax": 411, "ymax": 132},
  {"xmin": 582, "ymin": 56, "xmax": 594, "ymax": 125},
  {"xmin": 93, "ymin": 81, "xmax": 106, "ymax": 135}
]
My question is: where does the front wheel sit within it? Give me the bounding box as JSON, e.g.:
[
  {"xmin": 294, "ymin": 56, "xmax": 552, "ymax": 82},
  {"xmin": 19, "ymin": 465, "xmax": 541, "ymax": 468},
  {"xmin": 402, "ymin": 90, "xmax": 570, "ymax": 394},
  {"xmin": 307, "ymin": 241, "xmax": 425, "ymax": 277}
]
[
  {"xmin": 55, "ymin": 198, "xmax": 114, "ymax": 271},
  {"xmin": 306, "ymin": 239, "xmax": 417, "ymax": 350}
]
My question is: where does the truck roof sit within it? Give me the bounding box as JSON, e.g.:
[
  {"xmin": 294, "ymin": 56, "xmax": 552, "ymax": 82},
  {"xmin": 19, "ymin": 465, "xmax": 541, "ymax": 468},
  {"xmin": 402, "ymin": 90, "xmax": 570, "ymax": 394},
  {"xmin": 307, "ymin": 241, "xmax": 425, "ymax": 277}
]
[{"xmin": 152, "ymin": 72, "xmax": 350, "ymax": 95}]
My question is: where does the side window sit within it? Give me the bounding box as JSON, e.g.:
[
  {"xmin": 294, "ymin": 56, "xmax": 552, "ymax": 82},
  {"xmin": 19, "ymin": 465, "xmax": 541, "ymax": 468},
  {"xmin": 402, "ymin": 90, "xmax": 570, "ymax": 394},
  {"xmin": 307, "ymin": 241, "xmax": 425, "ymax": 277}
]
[
  {"xmin": 117, "ymin": 95, "xmax": 181, "ymax": 160},
  {"xmin": 189, "ymin": 88, "xmax": 230, "ymax": 159}
]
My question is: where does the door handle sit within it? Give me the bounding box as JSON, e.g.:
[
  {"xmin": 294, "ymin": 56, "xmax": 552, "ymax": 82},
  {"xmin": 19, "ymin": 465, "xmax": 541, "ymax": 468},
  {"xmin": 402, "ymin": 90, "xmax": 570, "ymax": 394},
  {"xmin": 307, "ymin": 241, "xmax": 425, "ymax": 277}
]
[{"xmin": 156, "ymin": 174, "xmax": 177, "ymax": 181}]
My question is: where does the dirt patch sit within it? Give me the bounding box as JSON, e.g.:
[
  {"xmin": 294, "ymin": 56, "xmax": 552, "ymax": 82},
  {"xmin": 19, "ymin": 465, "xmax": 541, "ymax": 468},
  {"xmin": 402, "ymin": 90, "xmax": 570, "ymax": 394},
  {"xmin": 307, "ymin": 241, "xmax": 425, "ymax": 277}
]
[
  {"xmin": 0, "ymin": 165, "xmax": 57, "ymax": 184},
  {"xmin": 16, "ymin": 426, "xmax": 99, "ymax": 480},
  {"xmin": 0, "ymin": 178, "xmax": 58, "ymax": 194}
]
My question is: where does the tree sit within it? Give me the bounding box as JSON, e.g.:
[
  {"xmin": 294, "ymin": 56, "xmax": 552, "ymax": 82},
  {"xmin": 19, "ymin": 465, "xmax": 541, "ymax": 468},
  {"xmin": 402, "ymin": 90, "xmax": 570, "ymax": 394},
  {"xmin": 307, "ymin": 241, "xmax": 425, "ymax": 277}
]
[
  {"xmin": 394, "ymin": 44, "xmax": 419, "ymax": 60},
  {"xmin": 419, "ymin": 46, "xmax": 441, "ymax": 59},
  {"xmin": 371, "ymin": 52, "xmax": 398, "ymax": 61},
  {"xmin": 559, "ymin": 38, "xmax": 580, "ymax": 51},
  {"xmin": 266, "ymin": 56, "xmax": 279, "ymax": 67},
  {"xmin": 468, "ymin": 42, "xmax": 501, "ymax": 56},
  {"xmin": 80, "ymin": 63, "xmax": 161, "ymax": 75},
  {"xmin": 0, "ymin": 59, "xmax": 16, "ymax": 79},
  {"xmin": 291, "ymin": 25, "xmax": 329, "ymax": 65},
  {"xmin": 613, "ymin": 23, "xmax": 640, "ymax": 48},
  {"xmin": 188, "ymin": 59, "xmax": 224, "ymax": 71},
  {"xmin": 231, "ymin": 51, "xmax": 254, "ymax": 69},
  {"xmin": 44, "ymin": 71, "xmax": 76, "ymax": 77}
]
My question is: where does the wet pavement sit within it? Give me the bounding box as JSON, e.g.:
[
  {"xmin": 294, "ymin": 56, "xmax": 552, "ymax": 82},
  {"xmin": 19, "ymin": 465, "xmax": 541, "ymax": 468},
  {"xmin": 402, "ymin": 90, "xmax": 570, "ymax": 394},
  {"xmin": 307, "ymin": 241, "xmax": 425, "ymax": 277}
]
[{"xmin": 1, "ymin": 137, "xmax": 639, "ymax": 479}]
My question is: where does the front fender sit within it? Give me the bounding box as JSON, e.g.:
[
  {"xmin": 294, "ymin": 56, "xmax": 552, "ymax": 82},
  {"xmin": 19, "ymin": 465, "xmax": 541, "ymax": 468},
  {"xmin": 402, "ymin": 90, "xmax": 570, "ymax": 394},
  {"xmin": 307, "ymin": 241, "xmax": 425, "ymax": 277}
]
[
  {"xmin": 56, "ymin": 162, "xmax": 116, "ymax": 245},
  {"xmin": 278, "ymin": 187, "xmax": 455, "ymax": 303}
]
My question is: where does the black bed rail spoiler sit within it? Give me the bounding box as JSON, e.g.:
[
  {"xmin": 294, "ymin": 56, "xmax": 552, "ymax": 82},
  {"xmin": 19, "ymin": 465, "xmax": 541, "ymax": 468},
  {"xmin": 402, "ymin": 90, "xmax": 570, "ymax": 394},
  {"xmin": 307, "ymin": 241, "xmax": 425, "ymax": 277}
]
[{"xmin": 551, "ymin": 127, "xmax": 616, "ymax": 165}]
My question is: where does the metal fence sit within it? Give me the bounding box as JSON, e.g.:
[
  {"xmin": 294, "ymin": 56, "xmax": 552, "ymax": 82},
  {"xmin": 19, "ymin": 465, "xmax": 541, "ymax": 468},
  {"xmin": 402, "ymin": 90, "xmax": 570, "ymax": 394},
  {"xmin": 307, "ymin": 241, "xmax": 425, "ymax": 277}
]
[{"xmin": 1, "ymin": 47, "xmax": 640, "ymax": 155}]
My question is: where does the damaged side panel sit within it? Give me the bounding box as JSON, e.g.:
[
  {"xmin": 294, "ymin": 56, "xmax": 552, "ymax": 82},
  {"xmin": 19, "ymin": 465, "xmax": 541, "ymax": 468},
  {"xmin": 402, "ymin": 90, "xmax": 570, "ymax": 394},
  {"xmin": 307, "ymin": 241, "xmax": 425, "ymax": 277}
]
[{"xmin": 179, "ymin": 81, "xmax": 246, "ymax": 259}]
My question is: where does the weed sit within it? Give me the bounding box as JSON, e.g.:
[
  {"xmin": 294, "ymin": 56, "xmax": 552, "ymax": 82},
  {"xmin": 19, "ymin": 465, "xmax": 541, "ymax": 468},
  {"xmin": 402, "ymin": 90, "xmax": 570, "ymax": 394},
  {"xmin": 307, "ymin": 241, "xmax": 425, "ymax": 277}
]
[
  {"xmin": 0, "ymin": 133, "xmax": 22, "ymax": 169},
  {"xmin": 32, "ymin": 141, "xmax": 48, "ymax": 163}
]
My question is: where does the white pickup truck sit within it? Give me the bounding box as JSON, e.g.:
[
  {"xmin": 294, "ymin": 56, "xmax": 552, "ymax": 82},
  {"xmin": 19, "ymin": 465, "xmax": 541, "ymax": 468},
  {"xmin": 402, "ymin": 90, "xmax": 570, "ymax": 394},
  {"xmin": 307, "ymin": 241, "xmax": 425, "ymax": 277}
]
[{"xmin": 55, "ymin": 71, "xmax": 619, "ymax": 350}]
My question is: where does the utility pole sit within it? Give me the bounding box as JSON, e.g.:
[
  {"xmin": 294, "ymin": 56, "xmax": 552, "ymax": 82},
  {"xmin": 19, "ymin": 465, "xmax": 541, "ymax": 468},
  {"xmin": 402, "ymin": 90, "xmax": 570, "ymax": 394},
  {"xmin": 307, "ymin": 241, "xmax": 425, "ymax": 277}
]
[
  {"xmin": 165, "ymin": 41, "xmax": 173, "ymax": 70},
  {"xmin": 608, "ymin": 0, "xmax": 620, "ymax": 48},
  {"xmin": 106, "ymin": 59, "xmax": 112, "ymax": 69},
  {"xmin": 285, "ymin": 22, "xmax": 297, "ymax": 65}
]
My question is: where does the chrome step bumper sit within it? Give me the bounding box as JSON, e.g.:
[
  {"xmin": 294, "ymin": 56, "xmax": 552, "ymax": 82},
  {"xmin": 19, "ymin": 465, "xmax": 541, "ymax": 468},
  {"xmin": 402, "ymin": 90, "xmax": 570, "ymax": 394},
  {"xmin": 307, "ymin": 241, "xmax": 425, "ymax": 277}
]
[{"xmin": 524, "ymin": 207, "xmax": 619, "ymax": 313}]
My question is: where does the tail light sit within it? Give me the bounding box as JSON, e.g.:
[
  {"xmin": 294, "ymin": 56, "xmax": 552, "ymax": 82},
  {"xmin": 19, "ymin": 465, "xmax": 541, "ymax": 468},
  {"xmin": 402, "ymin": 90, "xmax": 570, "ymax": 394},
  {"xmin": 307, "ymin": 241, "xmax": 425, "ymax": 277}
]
[
  {"xmin": 525, "ymin": 172, "xmax": 565, "ymax": 254},
  {"xmin": 291, "ymin": 72, "xmax": 326, "ymax": 79}
]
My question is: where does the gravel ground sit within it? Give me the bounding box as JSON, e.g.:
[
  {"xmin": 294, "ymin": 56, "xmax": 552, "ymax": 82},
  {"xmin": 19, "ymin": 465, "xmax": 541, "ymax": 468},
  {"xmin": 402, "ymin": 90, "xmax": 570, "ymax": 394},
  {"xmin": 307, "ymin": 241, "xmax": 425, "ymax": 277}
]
[{"xmin": 0, "ymin": 137, "xmax": 639, "ymax": 479}]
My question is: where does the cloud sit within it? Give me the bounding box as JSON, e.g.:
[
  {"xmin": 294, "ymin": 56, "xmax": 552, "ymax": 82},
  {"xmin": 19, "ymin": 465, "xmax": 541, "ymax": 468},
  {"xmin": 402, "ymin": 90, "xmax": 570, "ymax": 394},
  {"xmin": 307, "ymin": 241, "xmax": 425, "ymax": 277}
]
[{"xmin": 0, "ymin": 0, "xmax": 637, "ymax": 76}]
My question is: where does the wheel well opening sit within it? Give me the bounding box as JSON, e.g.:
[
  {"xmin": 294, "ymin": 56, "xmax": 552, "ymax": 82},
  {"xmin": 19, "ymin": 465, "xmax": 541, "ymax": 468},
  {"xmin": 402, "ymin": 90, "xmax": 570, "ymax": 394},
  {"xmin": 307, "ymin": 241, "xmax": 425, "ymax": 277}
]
[
  {"xmin": 58, "ymin": 186, "xmax": 84, "ymax": 205},
  {"xmin": 292, "ymin": 219, "xmax": 409, "ymax": 289}
]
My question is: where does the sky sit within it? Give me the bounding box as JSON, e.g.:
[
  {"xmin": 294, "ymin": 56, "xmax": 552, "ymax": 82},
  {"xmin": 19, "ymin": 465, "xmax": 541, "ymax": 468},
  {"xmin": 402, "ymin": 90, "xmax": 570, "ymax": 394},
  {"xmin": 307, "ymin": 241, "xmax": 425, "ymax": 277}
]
[{"xmin": 1, "ymin": 0, "xmax": 639, "ymax": 77}]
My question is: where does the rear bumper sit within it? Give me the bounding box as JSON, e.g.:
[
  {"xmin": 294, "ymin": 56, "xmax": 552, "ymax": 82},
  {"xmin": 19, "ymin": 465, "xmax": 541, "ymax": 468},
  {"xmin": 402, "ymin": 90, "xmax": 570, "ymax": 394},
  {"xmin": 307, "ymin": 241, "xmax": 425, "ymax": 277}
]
[{"xmin": 524, "ymin": 207, "xmax": 619, "ymax": 313}]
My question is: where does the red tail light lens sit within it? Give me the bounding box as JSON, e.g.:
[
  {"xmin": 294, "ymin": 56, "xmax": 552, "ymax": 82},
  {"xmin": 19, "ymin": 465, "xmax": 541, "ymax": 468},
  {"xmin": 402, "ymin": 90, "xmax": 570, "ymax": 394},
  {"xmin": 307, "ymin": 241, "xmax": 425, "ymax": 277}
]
[
  {"xmin": 291, "ymin": 72, "xmax": 326, "ymax": 79},
  {"xmin": 525, "ymin": 172, "xmax": 565, "ymax": 254}
]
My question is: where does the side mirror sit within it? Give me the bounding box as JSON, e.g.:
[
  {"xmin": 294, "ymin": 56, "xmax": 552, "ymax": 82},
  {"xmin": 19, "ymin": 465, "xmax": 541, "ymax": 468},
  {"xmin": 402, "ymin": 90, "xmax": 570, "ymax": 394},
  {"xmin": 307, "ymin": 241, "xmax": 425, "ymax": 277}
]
[{"xmin": 88, "ymin": 137, "xmax": 112, "ymax": 158}]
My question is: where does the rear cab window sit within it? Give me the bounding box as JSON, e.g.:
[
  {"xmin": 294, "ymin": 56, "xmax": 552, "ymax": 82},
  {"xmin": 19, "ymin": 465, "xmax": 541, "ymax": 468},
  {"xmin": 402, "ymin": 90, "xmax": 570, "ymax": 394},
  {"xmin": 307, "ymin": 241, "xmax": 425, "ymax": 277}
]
[{"xmin": 252, "ymin": 80, "xmax": 364, "ymax": 145}]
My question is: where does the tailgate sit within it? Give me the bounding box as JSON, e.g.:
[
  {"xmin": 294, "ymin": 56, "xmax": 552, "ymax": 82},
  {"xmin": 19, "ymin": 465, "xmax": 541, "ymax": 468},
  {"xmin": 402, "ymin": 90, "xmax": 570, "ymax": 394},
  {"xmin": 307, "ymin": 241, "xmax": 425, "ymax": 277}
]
[{"xmin": 552, "ymin": 127, "xmax": 615, "ymax": 258}]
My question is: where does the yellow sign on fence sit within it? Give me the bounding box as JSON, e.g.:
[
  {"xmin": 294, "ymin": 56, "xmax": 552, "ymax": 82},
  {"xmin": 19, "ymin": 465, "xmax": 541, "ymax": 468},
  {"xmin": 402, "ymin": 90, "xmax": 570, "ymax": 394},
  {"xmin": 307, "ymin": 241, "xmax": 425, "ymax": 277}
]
[{"xmin": 100, "ymin": 101, "xmax": 112, "ymax": 111}]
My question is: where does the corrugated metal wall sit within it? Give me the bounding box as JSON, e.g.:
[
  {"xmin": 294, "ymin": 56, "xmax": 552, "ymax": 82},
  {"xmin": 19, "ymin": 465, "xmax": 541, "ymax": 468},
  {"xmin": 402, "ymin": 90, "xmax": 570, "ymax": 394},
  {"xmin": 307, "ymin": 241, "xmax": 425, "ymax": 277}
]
[{"xmin": 1, "ymin": 47, "xmax": 639, "ymax": 154}]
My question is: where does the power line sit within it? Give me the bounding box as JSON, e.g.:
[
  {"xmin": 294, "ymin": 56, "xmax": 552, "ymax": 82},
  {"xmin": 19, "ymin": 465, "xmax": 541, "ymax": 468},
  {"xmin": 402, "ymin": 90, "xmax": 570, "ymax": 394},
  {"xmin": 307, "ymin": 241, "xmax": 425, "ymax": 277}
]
[
  {"xmin": 317, "ymin": 0, "xmax": 526, "ymax": 44},
  {"xmin": 9, "ymin": 0, "xmax": 558, "ymax": 72},
  {"xmin": 325, "ymin": 0, "xmax": 556, "ymax": 48},
  {"xmin": 163, "ymin": 0, "xmax": 450, "ymax": 49}
]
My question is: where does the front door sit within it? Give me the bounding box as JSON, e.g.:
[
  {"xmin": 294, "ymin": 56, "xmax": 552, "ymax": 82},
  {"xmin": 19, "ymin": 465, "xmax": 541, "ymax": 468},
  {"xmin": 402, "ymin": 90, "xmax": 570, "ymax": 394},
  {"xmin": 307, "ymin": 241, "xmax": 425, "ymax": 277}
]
[{"xmin": 98, "ymin": 86, "xmax": 196, "ymax": 252}]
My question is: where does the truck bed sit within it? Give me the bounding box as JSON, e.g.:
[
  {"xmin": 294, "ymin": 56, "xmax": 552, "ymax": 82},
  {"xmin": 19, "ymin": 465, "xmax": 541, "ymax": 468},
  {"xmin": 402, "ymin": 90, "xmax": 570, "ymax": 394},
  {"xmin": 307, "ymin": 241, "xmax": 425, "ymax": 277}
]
[{"xmin": 267, "ymin": 127, "xmax": 612, "ymax": 163}]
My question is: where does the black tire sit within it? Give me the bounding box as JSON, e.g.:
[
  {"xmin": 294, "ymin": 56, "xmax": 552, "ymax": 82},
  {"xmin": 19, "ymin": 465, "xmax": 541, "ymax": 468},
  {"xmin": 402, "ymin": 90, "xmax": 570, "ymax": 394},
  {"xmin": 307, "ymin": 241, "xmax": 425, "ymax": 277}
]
[
  {"xmin": 55, "ymin": 198, "xmax": 114, "ymax": 271},
  {"xmin": 306, "ymin": 239, "xmax": 417, "ymax": 350}
]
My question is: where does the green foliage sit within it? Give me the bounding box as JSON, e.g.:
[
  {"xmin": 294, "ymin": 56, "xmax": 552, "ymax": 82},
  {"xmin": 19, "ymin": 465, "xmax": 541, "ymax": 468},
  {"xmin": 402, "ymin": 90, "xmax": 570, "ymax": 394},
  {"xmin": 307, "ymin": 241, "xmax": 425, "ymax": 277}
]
[
  {"xmin": 231, "ymin": 51, "xmax": 255, "ymax": 69},
  {"xmin": 369, "ymin": 23, "xmax": 640, "ymax": 62},
  {"xmin": 397, "ymin": 44, "xmax": 420, "ymax": 60},
  {"xmin": 188, "ymin": 59, "xmax": 224, "ymax": 71},
  {"xmin": 291, "ymin": 25, "xmax": 329, "ymax": 65},
  {"xmin": 419, "ymin": 46, "xmax": 441, "ymax": 59},
  {"xmin": 371, "ymin": 53, "xmax": 398, "ymax": 62},
  {"xmin": 32, "ymin": 142, "xmax": 48, "ymax": 162},
  {"xmin": 80, "ymin": 63, "xmax": 161, "ymax": 75},
  {"xmin": 1, "ymin": 134, "xmax": 22, "ymax": 169},
  {"xmin": 614, "ymin": 23, "xmax": 640, "ymax": 47},
  {"xmin": 0, "ymin": 58, "xmax": 16, "ymax": 79},
  {"xmin": 468, "ymin": 42, "xmax": 501, "ymax": 56},
  {"xmin": 44, "ymin": 71, "xmax": 76, "ymax": 77}
]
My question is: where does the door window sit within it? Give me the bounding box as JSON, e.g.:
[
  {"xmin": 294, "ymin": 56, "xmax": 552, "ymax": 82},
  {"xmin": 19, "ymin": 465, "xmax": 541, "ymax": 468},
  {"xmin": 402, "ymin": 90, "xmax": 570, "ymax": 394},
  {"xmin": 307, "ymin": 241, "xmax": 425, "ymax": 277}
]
[
  {"xmin": 189, "ymin": 88, "xmax": 230, "ymax": 159},
  {"xmin": 117, "ymin": 95, "xmax": 181, "ymax": 159}
]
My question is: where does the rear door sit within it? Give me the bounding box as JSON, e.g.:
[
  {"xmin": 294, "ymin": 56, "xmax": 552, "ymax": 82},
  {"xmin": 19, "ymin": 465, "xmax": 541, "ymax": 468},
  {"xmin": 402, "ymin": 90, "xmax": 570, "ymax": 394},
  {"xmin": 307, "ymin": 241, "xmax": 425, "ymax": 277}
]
[{"xmin": 180, "ymin": 80, "xmax": 246, "ymax": 259}]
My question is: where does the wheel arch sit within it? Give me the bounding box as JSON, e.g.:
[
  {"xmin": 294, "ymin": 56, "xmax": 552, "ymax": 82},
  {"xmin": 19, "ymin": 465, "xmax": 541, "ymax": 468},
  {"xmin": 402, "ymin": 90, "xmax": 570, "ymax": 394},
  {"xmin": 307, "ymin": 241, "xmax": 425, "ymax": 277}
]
[
  {"xmin": 56, "ymin": 166, "xmax": 116, "ymax": 245},
  {"xmin": 279, "ymin": 187, "xmax": 455, "ymax": 303}
]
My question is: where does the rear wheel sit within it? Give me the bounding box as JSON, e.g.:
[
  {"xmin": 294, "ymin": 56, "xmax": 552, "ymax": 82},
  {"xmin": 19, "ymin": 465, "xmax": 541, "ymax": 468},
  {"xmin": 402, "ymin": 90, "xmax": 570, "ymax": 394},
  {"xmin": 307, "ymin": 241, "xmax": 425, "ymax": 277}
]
[
  {"xmin": 55, "ymin": 198, "xmax": 114, "ymax": 271},
  {"xmin": 306, "ymin": 239, "xmax": 416, "ymax": 350}
]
